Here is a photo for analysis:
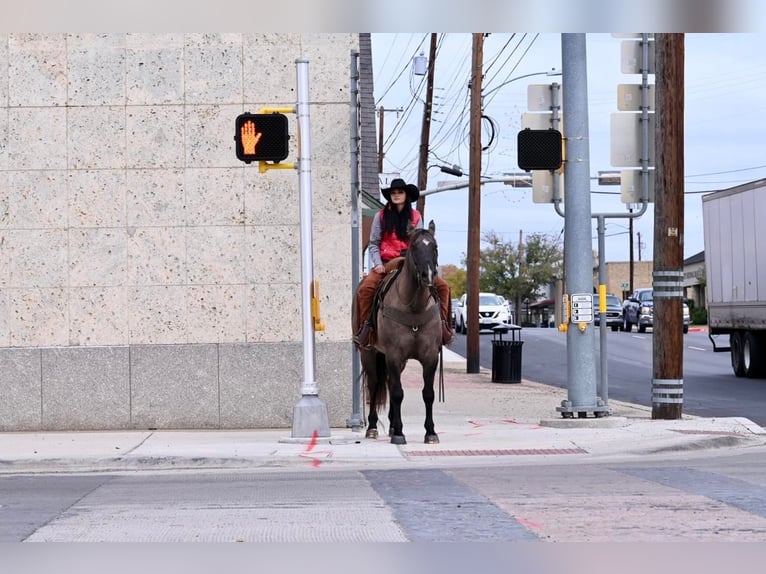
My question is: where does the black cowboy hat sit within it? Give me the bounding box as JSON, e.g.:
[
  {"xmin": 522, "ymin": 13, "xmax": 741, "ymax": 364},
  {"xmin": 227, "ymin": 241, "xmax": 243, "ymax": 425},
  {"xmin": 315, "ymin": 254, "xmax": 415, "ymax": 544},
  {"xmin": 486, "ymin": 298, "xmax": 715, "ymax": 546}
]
[{"xmin": 381, "ymin": 178, "xmax": 420, "ymax": 203}]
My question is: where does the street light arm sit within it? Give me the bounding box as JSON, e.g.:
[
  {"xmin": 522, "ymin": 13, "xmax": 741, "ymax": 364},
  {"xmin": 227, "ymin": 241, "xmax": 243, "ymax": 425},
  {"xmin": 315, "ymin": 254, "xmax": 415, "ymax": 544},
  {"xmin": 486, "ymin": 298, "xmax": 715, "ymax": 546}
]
[{"xmin": 482, "ymin": 69, "xmax": 562, "ymax": 98}]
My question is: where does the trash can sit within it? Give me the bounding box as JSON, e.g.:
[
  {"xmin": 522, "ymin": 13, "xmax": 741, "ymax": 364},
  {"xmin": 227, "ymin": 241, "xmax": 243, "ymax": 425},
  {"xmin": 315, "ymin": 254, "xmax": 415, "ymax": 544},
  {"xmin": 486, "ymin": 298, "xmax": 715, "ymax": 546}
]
[{"xmin": 491, "ymin": 324, "xmax": 523, "ymax": 384}]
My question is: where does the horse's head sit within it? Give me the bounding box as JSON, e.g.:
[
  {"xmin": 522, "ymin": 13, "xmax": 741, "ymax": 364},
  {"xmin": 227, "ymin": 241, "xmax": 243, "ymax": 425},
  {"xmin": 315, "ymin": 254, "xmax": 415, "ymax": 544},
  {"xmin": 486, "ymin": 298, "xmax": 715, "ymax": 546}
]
[{"xmin": 406, "ymin": 221, "xmax": 439, "ymax": 288}]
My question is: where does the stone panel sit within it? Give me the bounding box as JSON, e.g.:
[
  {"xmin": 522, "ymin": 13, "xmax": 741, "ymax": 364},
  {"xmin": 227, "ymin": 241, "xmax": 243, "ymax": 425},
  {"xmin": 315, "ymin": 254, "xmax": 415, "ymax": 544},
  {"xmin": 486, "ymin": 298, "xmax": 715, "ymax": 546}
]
[
  {"xmin": 309, "ymin": 104, "xmax": 350, "ymax": 165},
  {"xmin": 127, "ymin": 227, "xmax": 186, "ymax": 286},
  {"xmin": 243, "ymin": 168, "xmax": 299, "ymax": 226},
  {"xmin": 186, "ymin": 284, "xmax": 247, "ymax": 343},
  {"xmin": 68, "ymin": 169, "xmax": 127, "ymax": 228},
  {"xmin": 218, "ymin": 342, "xmax": 303, "ymax": 428},
  {"xmin": 300, "ymin": 34, "xmax": 357, "ymax": 103},
  {"xmin": 7, "ymin": 107, "xmax": 67, "ymax": 170},
  {"xmin": 126, "ymin": 169, "xmax": 185, "ymax": 226},
  {"xmin": 242, "ymin": 34, "xmax": 301, "ymax": 105},
  {"xmin": 69, "ymin": 286, "xmax": 128, "ymax": 346},
  {"xmin": 126, "ymin": 105, "xmax": 185, "ymax": 169},
  {"xmin": 66, "ymin": 33, "xmax": 126, "ymax": 106},
  {"xmin": 245, "ymin": 225, "xmax": 300, "ymax": 285},
  {"xmin": 67, "ymin": 106, "xmax": 126, "ymax": 170},
  {"xmin": 0, "ymin": 347, "xmax": 41, "ymax": 431},
  {"xmin": 8, "ymin": 229, "xmax": 68, "ymax": 288},
  {"xmin": 69, "ymin": 228, "xmax": 128, "ymax": 287},
  {"xmin": 184, "ymin": 34, "xmax": 243, "ymax": 105},
  {"xmin": 130, "ymin": 344, "xmax": 219, "ymax": 429},
  {"xmin": 0, "ymin": 288, "xmax": 9, "ymax": 346},
  {"xmin": 41, "ymin": 346, "xmax": 130, "ymax": 430},
  {"xmin": 186, "ymin": 226, "xmax": 246, "ymax": 285},
  {"xmin": 125, "ymin": 33, "xmax": 185, "ymax": 105},
  {"xmin": 128, "ymin": 286, "xmax": 187, "ymax": 345},
  {"xmin": 7, "ymin": 170, "xmax": 68, "ymax": 229},
  {"xmin": 185, "ymin": 168, "xmax": 245, "ymax": 226},
  {"xmin": 246, "ymin": 283, "xmax": 301, "ymax": 343},
  {"xmin": 0, "ymin": 34, "xmax": 7, "ymax": 108},
  {"xmin": 8, "ymin": 288, "xmax": 68, "ymax": 346},
  {"xmin": 7, "ymin": 34, "xmax": 67, "ymax": 107},
  {"xmin": 185, "ymin": 104, "xmax": 241, "ymax": 169}
]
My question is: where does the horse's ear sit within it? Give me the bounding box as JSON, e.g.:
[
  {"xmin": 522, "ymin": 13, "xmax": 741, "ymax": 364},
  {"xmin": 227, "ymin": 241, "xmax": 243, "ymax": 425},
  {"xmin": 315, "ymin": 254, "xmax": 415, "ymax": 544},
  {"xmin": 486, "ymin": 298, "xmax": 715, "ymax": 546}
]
[
  {"xmin": 428, "ymin": 219, "xmax": 436, "ymax": 235},
  {"xmin": 407, "ymin": 220, "xmax": 416, "ymax": 237}
]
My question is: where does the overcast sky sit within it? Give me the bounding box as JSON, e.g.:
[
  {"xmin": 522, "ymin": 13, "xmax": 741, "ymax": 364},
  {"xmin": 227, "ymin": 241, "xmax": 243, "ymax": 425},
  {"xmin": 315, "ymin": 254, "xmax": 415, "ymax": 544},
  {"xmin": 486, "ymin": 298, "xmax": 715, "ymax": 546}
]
[{"xmin": 371, "ymin": 33, "xmax": 766, "ymax": 268}]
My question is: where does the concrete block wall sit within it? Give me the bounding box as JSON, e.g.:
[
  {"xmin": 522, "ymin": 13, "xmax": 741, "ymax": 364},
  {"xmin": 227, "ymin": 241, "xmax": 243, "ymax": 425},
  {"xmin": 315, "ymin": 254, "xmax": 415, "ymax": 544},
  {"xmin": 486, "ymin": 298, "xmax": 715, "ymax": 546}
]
[{"xmin": 0, "ymin": 33, "xmax": 357, "ymax": 430}]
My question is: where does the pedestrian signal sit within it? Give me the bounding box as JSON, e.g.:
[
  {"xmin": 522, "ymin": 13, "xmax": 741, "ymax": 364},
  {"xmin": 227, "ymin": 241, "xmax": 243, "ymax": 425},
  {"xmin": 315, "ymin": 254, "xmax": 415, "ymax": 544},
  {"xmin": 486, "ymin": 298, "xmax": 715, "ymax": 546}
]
[
  {"xmin": 517, "ymin": 128, "xmax": 563, "ymax": 171},
  {"xmin": 234, "ymin": 113, "xmax": 290, "ymax": 163}
]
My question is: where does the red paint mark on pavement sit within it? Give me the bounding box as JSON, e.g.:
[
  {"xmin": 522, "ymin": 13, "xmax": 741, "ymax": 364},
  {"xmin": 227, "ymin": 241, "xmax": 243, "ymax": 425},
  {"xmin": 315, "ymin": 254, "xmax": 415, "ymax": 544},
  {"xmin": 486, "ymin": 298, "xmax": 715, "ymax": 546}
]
[
  {"xmin": 516, "ymin": 517, "xmax": 543, "ymax": 530},
  {"xmin": 467, "ymin": 420, "xmax": 484, "ymax": 428}
]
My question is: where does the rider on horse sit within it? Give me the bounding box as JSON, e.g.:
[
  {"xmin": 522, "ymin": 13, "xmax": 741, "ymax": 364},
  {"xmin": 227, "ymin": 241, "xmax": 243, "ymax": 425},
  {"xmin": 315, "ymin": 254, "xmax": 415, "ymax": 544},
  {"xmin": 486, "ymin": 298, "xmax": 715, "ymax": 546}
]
[{"xmin": 353, "ymin": 178, "xmax": 454, "ymax": 349}]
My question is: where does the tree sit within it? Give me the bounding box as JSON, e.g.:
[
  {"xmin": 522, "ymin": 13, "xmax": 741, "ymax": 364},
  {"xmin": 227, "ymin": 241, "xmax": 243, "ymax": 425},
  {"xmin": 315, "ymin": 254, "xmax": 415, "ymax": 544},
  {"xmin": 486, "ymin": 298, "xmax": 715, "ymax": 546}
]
[
  {"xmin": 440, "ymin": 264, "xmax": 466, "ymax": 298},
  {"xmin": 472, "ymin": 231, "xmax": 563, "ymax": 306}
]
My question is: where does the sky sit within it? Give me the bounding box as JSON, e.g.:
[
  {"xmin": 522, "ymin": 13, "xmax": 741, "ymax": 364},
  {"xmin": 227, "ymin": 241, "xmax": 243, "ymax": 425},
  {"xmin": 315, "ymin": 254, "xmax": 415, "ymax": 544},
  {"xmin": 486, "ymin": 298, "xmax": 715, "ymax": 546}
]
[{"xmin": 371, "ymin": 33, "xmax": 766, "ymax": 268}]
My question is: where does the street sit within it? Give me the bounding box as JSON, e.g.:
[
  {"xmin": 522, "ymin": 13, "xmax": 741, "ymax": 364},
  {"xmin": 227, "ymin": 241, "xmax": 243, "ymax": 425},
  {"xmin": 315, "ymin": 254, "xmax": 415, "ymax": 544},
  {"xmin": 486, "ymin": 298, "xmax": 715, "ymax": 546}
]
[
  {"xmin": 3, "ymin": 449, "xmax": 766, "ymax": 542},
  {"xmin": 451, "ymin": 328, "xmax": 766, "ymax": 425}
]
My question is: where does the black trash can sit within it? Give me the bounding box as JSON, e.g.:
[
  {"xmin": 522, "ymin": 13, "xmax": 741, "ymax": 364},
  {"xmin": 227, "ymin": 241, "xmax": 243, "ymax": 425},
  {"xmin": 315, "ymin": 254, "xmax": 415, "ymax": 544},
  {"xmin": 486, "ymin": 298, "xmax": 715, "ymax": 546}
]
[{"xmin": 491, "ymin": 324, "xmax": 523, "ymax": 384}]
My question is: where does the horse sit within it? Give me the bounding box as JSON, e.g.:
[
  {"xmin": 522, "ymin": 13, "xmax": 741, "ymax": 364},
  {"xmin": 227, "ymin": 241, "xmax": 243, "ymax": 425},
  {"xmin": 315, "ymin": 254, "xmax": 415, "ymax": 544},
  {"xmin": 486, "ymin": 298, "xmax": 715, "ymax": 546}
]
[{"xmin": 356, "ymin": 221, "xmax": 443, "ymax": 445}]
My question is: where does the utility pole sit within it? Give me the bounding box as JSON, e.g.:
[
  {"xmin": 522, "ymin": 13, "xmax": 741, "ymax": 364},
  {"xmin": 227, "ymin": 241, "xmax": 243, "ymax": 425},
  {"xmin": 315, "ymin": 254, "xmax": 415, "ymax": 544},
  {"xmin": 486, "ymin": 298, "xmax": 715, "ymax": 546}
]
[
  {"xmin": 516, "ymin": 229, "xmax": 524, "ymax": 325},
  {"xmin": 416, "ymin": 33, "xmax": 438, "ymax": 217},
  {"xmin": 466, "ymin": 32, "xmax": 484, "ymax": 374},
  {"xmin": 652, "ymin": 33, "xmax": 685, "ymax": 420}
]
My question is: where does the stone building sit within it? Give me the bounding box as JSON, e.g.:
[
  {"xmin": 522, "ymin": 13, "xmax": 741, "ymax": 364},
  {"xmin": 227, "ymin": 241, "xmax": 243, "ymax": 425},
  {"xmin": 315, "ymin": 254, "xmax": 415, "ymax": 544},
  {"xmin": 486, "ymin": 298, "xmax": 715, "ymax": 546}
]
[{"xmin": 0, "ymin": 33, "xmax": 360, "ymax": 431}]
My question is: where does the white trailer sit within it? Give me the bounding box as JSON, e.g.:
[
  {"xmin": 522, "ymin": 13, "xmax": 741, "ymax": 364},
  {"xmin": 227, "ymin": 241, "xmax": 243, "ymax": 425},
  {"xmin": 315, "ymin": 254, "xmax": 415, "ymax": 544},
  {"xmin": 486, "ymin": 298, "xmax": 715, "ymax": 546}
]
[{"xmin": 702, "ymin": 178, "xmax": 766, "ymax": 377}]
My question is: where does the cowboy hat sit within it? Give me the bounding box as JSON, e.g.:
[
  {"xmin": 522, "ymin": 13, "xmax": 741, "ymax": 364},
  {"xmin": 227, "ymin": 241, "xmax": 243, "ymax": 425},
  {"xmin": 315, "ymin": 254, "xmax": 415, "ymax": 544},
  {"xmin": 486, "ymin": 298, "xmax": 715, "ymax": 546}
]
[{"xmin": 381, "ymin": 178, "xmax": 420, "ymax": 203}]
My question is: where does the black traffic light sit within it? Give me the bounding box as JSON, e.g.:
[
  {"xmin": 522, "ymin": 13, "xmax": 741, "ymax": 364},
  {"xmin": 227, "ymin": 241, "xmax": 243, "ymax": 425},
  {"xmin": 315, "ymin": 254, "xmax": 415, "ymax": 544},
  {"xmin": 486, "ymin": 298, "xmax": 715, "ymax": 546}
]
[
  {"xmin": 234, "ymin": 113, "xmax": 290, "ymax": 163},
  {"xmin": 517, "ymin": 128, "xmax": 563, "ymax": 171}
]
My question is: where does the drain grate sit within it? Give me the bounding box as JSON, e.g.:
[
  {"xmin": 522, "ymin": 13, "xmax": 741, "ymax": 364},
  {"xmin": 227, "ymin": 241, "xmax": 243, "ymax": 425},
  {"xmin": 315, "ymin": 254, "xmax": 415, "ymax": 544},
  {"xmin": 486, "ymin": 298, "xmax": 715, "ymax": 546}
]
[{"xmin": 406, "ymin": 447, "xmax": 587, "ymax": 457}]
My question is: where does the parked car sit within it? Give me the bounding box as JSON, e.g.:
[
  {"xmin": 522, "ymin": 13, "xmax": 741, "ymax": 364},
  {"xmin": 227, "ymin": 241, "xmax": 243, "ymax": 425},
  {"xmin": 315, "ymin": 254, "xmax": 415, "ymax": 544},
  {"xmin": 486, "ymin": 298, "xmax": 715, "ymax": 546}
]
[
  {"xmin": 594, "ymin": 293, "xmax": 623, "ymax": 331},
  {"xmin": 450, "ymin": 298, "xmax": 460, "ymax": 327},
  {"xmin": 455, "ymin": 292, "xmax": 511, "ymax": 334},
  {"xmin": 623, "ymin": 288, "xmax": 690, "ymax": 334}
]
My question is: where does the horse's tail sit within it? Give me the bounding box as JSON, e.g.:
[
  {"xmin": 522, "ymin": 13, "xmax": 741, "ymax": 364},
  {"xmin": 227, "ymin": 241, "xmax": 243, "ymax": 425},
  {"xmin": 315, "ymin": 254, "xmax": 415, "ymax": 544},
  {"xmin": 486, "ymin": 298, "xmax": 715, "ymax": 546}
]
[{"xmin": 365, "ymin": 351, "xmax": 388, "ymax": 412}]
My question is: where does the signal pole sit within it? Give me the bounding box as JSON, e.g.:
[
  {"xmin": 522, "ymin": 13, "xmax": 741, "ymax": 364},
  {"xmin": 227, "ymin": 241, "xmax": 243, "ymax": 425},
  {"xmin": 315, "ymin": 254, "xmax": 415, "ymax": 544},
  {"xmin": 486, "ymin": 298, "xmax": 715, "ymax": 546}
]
[
  {"xmin": 652, "ymin": 34, "xmax": 685, "ymax": 419},
  {"xmin": 466, "ymin": 32, "xmax": 484, "ymax": 374}
]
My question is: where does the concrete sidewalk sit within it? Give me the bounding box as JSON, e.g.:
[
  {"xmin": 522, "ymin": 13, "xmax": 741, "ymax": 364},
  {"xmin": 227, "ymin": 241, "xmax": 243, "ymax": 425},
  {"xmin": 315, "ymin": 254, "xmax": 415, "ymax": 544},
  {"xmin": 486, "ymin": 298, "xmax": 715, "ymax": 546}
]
[{"xmin": 1, "ymin": 348, "xmax": 764, "ymax": 474}]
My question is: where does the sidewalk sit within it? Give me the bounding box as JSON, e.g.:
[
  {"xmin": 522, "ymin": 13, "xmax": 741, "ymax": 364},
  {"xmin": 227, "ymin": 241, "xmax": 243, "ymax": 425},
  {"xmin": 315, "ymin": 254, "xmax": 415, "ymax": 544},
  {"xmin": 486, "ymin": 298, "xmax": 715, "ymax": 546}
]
[{"xmin": 1, "ymin": 348, "xmax": 764, "ymax": 475}]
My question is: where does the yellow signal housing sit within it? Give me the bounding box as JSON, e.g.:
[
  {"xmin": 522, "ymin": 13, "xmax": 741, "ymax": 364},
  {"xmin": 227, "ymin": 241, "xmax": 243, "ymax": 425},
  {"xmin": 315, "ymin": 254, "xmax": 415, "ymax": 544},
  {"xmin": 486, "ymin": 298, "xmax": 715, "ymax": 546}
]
[{"xmin": 311, "ymin": 279, "xmax": 325, "ymax": 332}]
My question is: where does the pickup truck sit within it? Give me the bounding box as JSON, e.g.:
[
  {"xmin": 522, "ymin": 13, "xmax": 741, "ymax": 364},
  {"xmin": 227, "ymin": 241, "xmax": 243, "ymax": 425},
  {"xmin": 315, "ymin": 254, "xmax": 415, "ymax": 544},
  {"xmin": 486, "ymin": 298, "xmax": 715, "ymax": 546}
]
[{"xmin": 623, "ymin": 288, "xmax": 690, "ymax": 334}]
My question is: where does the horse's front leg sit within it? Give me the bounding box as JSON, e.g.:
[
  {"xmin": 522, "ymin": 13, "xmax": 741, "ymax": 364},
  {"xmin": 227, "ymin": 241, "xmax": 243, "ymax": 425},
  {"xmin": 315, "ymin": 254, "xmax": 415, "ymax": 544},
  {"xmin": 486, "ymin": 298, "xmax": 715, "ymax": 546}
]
[
  {"xmin": 421, "ymin": 359, "xmax": 439, "ymax": 444},
  {"xmin": 386, "ymin": 358, "xmax": 406, "ymax": 445}
]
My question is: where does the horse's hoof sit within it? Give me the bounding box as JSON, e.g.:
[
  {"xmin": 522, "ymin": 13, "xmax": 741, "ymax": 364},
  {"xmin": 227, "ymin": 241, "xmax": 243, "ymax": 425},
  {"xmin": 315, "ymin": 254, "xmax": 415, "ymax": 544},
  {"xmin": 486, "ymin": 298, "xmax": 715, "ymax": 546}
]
[
  {"xmin": 390, "ymin": 435, "xmax": 407, "ymax": 445},
  {"xmin": 365, "ymin": 429, "xmax": 379, "ymax": 440},
  {"xmin": 424, "ymin": 434, "xmax": 439, "ymax": 444}
]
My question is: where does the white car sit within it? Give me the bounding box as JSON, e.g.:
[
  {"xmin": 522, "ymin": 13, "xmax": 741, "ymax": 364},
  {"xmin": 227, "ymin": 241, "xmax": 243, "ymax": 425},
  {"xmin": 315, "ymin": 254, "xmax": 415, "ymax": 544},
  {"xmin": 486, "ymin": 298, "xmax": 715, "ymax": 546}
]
[{"xmin": 456, "ymin": 292, "xmax": 511, "ymax": 334}]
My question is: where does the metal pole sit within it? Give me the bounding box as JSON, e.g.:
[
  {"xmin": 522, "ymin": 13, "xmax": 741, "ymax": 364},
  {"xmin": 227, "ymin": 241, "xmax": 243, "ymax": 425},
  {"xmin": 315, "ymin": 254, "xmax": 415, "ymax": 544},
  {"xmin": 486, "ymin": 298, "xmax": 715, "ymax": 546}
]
[
  {"xmin": 557, "ymin": 33, "xmax": 601, "ymax": 418},
  {"xmin": 347, "ymin": 50, "xmax": 363, "ymax": 431},
  {"xmin": 596, "ymin": 215, "xmax": 609, "ymax": 409},
  {"xmin": 291, "ymin": 58, "xmax": 330, "ymax": 438}
]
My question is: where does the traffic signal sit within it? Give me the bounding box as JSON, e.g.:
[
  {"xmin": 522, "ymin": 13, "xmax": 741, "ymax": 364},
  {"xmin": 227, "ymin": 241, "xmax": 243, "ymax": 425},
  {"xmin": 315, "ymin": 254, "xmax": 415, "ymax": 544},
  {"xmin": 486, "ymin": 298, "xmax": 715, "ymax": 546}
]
[
  {"xmin": 234, "ymin": 113, "xmax": 290, "ymax": 163},
  {"xmin": 517, "ymin": 128, "xmax": 563, "ymax": 171}
]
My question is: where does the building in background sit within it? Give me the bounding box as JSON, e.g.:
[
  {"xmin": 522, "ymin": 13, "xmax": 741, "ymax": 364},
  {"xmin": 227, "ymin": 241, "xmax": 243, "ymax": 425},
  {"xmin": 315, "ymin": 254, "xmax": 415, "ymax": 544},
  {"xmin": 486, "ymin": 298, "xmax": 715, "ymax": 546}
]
[{"xmin": 0, "ymin": 33, "xmax": 360, "ymax": 431}]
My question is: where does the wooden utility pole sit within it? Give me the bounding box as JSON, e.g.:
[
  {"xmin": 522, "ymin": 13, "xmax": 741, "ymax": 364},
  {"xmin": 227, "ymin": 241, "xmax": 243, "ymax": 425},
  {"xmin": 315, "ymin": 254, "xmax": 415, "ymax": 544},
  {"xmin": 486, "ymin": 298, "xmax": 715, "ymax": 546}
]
[
  {"xmin": 652, "ymin": 33, "xmax": 685, "ymax": 420},
  {"xmin": 417, "ymin": 33, "xmax": 438, "ymax": 217},
  {"xmin": 378, "ymin": 105, "xmax": 385, "ymax": 173},
  {"xmin": 466, "ymin": 32, "xmax": 484, "ymax": 374}
]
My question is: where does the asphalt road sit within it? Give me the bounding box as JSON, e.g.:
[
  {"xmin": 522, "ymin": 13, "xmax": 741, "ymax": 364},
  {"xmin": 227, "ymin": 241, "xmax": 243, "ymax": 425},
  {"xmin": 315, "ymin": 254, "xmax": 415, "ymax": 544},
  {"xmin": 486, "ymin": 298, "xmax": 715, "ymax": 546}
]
[{"xmin": 450, "ymin": 327, "xmax": 766, "ymax": 425}]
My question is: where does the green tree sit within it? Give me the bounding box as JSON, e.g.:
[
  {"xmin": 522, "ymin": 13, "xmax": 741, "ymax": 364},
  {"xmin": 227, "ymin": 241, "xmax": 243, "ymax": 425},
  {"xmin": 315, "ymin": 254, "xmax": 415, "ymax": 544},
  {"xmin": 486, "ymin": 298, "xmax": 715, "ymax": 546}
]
[
  {"xmin": 440, "ymin": 264, "xmax": 466, "ymax": 298},
  {"xmin": 471, "ymin": 230, "xmax": 563, "ymax": 306}
]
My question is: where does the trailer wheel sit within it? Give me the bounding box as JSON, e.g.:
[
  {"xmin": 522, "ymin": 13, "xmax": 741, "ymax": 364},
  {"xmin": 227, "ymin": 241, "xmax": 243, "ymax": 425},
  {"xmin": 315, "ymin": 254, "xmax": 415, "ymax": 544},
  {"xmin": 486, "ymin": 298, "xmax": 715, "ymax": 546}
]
[
  {"xmin": 730, "ymin": 332, "xmax": 746, "ymax": 378},
  {"xmin": 743, "ymin": 332, "xmax": 764, "ymax": 378}
]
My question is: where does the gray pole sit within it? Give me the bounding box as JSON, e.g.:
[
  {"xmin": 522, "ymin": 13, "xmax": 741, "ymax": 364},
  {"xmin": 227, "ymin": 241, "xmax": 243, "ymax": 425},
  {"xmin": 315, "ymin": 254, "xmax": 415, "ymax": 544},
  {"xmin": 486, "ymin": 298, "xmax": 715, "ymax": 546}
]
[
  {"xmin": 557, "ymin": 34, "xmax": 601, "ymax": 418},
  {"xmin": 291, "ymin": 59, "xmax": 331, "ymax": 438},
  {"xmin": 347, "ymin": 50, "xmax": 363, "ymax": 431},
  {"xmin": 596, "ymin": 215, "xmax": 609, "ymax": 408}
]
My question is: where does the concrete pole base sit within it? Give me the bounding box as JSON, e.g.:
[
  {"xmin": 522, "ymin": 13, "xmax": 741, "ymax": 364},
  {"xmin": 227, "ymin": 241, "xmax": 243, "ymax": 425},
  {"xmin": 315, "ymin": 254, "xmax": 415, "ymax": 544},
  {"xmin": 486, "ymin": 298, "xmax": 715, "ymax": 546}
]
[{"xmin": 291, "ymin": 395, "xmax": 331, "ymax": 438}]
